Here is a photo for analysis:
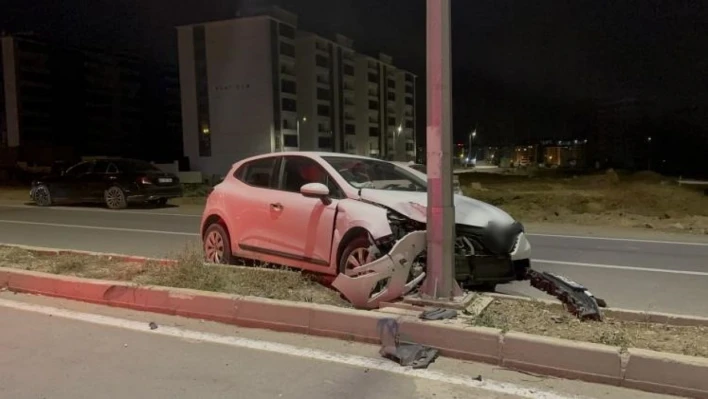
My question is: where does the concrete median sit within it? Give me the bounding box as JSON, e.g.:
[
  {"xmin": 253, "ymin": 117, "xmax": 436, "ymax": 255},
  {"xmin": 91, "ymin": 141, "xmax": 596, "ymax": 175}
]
[{"xmin": 1, "ymin": 266, "xmax": 708, "ymax": 398}]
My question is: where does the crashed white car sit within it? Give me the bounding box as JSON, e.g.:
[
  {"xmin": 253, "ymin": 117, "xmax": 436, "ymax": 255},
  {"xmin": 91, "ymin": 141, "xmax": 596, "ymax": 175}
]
[{"xmin": 201, "ymin": 152, "xmax": 532, "ymax": 308}]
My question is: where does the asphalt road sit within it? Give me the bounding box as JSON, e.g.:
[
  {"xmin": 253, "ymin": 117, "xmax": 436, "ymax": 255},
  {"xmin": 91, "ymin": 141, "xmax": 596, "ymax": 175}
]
[
  {"xmin": 0, "ymin": 292, "xmax": 678, "ymax": 399},
  {"xmin": 0, "ymin": 202, "xmax": 707, "ymax": 317}
]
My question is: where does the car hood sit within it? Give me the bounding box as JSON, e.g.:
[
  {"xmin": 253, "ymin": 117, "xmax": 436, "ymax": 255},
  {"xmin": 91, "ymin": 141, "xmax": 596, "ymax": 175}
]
[{"xmin": 359, "ymin": 189, "xmax": 516, "ymax": 227}]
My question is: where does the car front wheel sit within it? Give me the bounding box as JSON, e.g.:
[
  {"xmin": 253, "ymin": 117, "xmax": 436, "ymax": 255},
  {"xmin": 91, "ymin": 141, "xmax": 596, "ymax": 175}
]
[
  {"xmin": 105, "ymin": 186, "xmax": 127, "ymax": 209},
  {"xmin": 338, "ymin": 236, "xmax": 374, "ymax": 276},
  {"xmin": 204, "ymin": 223, "xmax": 232, "ymax": 264}
]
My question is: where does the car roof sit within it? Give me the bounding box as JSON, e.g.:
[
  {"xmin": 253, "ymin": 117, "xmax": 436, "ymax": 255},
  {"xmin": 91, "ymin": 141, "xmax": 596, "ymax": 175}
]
[{"xmin": 232, "ymin": 151, "xmax": 387, "ymax": 168}]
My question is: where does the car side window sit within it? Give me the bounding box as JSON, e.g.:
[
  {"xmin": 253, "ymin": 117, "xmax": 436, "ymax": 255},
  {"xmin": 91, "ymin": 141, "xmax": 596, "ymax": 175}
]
[
  {"xmin": 281, "ymin": 156, "xmax": 343, "ymax": 199},
  {"xmin": 64, "ymin": 162, "xmax": 92, "ymax": 176},
  {"xmin": 106, "ymin": 163, "xmax": 119, "ymax": 174},
  {"xmin": 238, "ymin": 157, "xmax": 277, "ymax": 189},
  {"xmin": 93, "ymin": 160, "xmax": 109, "ymax": 174}
]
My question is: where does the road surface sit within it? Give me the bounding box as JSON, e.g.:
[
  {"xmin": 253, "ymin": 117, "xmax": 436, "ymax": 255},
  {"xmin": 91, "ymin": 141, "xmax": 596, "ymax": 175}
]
[
  {"xmin": 0, "ymin": 292, "xmax": 678, "ymax": 399},
  {"xmin": 0, "ymin": 202, "xmax": 707, "ymax": 317}
]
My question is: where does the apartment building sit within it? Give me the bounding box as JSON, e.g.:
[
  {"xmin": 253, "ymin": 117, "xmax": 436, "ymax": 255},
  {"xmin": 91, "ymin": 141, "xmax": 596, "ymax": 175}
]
[
  {"xmin": 177, "ymin": 6, "xmax": 418, "ymax": 176},
  {"xmin": 0, "ymin": 34, "xmax": 182, "ymax": 166}
]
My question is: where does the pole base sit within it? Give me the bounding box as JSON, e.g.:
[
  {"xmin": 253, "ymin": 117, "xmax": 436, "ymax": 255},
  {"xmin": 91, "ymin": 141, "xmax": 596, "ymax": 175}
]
[{"xmin": 403, "ymin": 290, "xmax": 475, "ymax": 311}]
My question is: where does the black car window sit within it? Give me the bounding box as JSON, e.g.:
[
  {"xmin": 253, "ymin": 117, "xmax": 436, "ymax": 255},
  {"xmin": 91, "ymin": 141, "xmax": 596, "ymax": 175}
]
[
  {"xmin": 281, "ymin": 156, "xmax": 343, "ymax": 198},
  {"xmin": 238, "ymin": 157, "xmax": 277, "ymax": 189},
  {"xmin": 113, "ymin": 159, "xmax": 161, "ymax": 173},
  {"xmin": 64, "ymin": 162, "xmax": 92, "ymax": 176},
  {"xmin": 93, "ymin": 160, "xmax": 109, "ymax": 174},
  {"xmin": 106, "ymin": 163, "xmax": 119, "ymax": 174}
]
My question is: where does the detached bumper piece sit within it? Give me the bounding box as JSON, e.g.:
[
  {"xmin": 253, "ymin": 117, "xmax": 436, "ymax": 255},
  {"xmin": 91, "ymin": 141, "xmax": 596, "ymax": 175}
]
[{"xmin": 527, "ymin": 269, "xmax": 606, "ymax": 321}]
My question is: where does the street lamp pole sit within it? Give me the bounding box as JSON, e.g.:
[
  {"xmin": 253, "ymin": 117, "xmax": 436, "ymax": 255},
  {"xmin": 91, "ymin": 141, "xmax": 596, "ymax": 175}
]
[{"xmin": 421, "ymin": 0, "xmax": 461, "ymax": 299}]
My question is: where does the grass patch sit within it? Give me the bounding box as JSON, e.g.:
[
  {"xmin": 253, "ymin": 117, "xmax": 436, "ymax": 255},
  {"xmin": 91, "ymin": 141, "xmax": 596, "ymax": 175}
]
[
  {"xmin": 459, "ymin": 170, "xmax": 708, "ymax": 234},
  {"xmin": 472, "ymin": 299, "xmax": 708, "ymax": 357},
  {"xmin": 0, "ymin": 245, "xmax": 349, "ymax": 307}
]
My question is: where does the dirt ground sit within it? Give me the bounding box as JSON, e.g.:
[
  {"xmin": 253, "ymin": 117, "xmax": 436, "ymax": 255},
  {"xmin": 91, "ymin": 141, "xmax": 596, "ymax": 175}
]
[
  {"xmin": 0, "ymin": 246, "xmax": 348, "ymax": 307},
  {"xmin": 459, "ymin": 169, "xmax": 708, "ymax": 235},
  {"xmin": 472, "ymin": 298, "xmax": 708, "ymax": 358}
]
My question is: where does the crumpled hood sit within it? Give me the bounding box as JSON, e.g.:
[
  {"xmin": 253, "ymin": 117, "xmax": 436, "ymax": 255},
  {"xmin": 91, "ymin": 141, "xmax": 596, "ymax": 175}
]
[{"xmin": 359, "ymin": 189, "xmax": 516, "ymax": 227}]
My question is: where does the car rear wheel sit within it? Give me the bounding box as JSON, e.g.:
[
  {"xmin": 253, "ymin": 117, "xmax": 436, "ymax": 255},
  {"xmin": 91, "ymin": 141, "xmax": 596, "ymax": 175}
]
[
  {"xmin": 33, "ymin": 185, "xmax": 53, "ymax": 207},
  {"xmin": 148, "ymin": 198, "xmax": 168, "ymax": 206},
  {"xmin": 204, "ymin": 223, "xmax": 232, "ymax": 264},
  {"xmin": 104, "ymin": 186, "xmax": 127, "ymax": 210},
  {"xmin": 339, "ymin": 236, "xmax": 374, "ymax": 276}
]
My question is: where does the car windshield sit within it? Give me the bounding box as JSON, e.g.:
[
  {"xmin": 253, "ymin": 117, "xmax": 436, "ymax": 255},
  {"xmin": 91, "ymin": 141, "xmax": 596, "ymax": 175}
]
[{"xmin": 322, "ymin": 156, "xmax": 426, "ymax": 192}]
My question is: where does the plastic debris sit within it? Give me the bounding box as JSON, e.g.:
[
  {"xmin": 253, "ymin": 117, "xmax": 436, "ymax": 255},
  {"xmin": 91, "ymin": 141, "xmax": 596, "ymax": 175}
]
[
  {"xmin": 419, "ymin": 308, "xmax": 458, "ymax": 321},
  {"xmin": 377, "ymin": 318, "xmax": 439, "ymax": 369},
  {"xmin": 149, "ymin": 322, "xmax": 158, "ymax": 330}
]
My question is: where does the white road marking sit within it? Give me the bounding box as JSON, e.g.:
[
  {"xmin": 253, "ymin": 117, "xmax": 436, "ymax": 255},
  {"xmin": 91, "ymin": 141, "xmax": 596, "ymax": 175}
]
[
  {"xmin": 0, "ymin": 203, "xmax": 201, "ymax": 218},
  {"xmin": 0, "ymin": 298, "xmax": 581, "ymax": 399},
  {"xmin": 535, "ymin": 259, "xmax": 708, "ymax": 277},
  {"xmin": 0, "ymin": 219, "xmax": 199, "ymax": 236},
  {"xmin": 529, "ymin": 233, "xmax": 708, "ymax": 247}
]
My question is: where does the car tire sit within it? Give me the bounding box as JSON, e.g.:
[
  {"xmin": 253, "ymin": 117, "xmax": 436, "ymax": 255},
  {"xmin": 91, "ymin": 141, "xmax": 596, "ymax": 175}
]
[
  {"xmin": 338, "ymin": 236, "xmax": 372, "ymax": 276},
  {"xmin": 104, "ymin": 186, "xmax": 128, "ymax": 210},
  {"xmin": 203, "ymin": 223, "xmax": 232, "ymax": 264},
  {"xmin": 33, "ymin": 184, "xmax": 53, "ymax": 207},
  {"xmin": 148, "ymin": 198, "xmax": 168, "ymax": 207}
]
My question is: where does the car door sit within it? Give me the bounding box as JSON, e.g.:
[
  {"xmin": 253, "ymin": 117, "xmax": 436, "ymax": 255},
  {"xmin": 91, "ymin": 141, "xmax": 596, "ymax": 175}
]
[
  {"xmin": 54, "ymin": 161, "xmax": 93, "ymax": 201},
  {"xmin": 84, "ymin": 160, "xmax": 111, "ymax": 200},
  {"xmin": 265, "ymin": 155, "xmax": 341, "ymax": 269},
  {"xmin": 230, "ymin": 156, "xmax": 282, "ymax": 254}
]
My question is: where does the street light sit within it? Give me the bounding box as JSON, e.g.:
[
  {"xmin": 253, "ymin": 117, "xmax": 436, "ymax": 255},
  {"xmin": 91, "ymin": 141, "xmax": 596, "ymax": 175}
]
[
  {"xmin": 392, "ymin": 124, "xmax": 403, "ymax": 160},
  {"xmin": 467, "ymin": 129, "xmax": 477, "ymax": 166}
]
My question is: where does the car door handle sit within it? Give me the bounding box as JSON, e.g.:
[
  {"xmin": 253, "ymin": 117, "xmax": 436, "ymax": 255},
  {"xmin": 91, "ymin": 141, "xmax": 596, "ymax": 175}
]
[{"xmin": 270, "ymin": 202, "xmax": 283, "ymax": 210}]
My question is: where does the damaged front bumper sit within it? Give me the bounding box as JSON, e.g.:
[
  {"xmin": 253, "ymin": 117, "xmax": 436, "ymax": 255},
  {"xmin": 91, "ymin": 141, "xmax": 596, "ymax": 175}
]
[{"xmin": 332, "ymin": 231, "xmax": 427, "ymax": 309}]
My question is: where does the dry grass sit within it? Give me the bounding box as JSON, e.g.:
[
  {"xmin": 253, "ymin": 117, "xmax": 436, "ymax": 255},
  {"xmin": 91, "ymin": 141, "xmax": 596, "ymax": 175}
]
[
  {"xmin": 459, "ymin": 170, "xmax": 708, "ymax": 234},
  {"xmin": 471, "ymin": 299, "xmax": 708, "ymax": 357},
  {"xmin": 0, "ymin": 245, "xmax": 348, "ymax": 307},
  {"xmin": 0, "ymin": 186, "xmax": 30, "ymax": 201}
]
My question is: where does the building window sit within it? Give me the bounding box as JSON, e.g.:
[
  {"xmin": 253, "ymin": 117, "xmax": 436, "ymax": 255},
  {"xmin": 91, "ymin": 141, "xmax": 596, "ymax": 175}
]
[
  {"xmin": 282, "ymin": 98, "xmax": 297, "ymax": 112},
  {"xmin": 343, "ymin": 64, "xmax": 354, "ymax": 76},
  {"xmin": 318, "ymin": 136, "xmax": 333, "ymax": 149},
  {"xmin": 405, "ymin": 85, "xmax": 414, "ymax": 94},
  {"xmin": 387, "ymin": 92, "xmax": 396, "ymax": 101},
  {"xmin": 281, "ymin": 79, "xmax": 296, "ymax": 94},
  {"xmin": 368, "ymin": 100, "xmax": 378, "ymax": 110},
  {"xmin": 368, "ymin": 73, "xmax": 378, "ymax": 83},
  {"xmin": 193, "ymin": 26, "xmax": 211, "ymax": 157},
  {"xmin": 345, "ymin": 124, "xmax": 355, "ymax": 135},
  {"xmin": 279, "ymin": 24, "xmax": 295, "ymax": 39},
  {"xmin": 316, "ymin": 88, "xmax": 329, "ymax": 101},
  {"xmin": 405, "ymin": 74, "xmax": 413, "ymax": 83},
  {"xmin": 405, "ymin": 120, "xmax": 414, "ymax": 128},
  {"xmin": 405, "ymin": 97, "xmax": 414, "ymax": 106},
  {"xmin": 317, "ymin": 104, "xmax": 330, "ymax": 116},
  {"xmin": 315, "ymin": 54, "xmax": 329, "ymax": 68},
  {"xmin": 280, "ymin": 42, "xmax": 295, "ymax": 58},
  {"xmin": 406, "ymin": 142, "xmax": 415, "ymax": 152},
  {"xmin": 387, "ymin": 79, "xmax": 395, "ymax": 88},
  {"xmin": 369, "ymin": 127, "xmax": 379, "ymax": 137},
  {"xmin": 388, "ymin": 117, "xmax": 396, "ymax": 126},
  {"xmin": 283, "ymin": 134, "xmax": 298, "ymax": 147}
]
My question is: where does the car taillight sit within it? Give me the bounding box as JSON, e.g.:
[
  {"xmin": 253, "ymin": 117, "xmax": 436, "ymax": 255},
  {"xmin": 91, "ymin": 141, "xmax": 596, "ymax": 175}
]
[{"xmin": 137, "ymin": 176, "xmax": 153, "ymax": 185}]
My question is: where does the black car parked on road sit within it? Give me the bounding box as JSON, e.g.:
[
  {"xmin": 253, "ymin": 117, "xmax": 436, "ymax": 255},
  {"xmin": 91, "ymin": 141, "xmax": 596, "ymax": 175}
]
[{"xmin": 30, "ymin": 158, "xmax": 183, "ymax": 209}]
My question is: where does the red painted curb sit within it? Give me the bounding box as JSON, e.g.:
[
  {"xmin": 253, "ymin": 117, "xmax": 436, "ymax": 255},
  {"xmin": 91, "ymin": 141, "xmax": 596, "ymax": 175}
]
[{"xmin": 1, "ymin": 267, "xmax": 708, "ymax": 398}]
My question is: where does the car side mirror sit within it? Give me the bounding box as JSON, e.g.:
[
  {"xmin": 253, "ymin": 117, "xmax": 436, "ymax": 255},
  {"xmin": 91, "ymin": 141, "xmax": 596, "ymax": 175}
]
[{"xmin": 300, "ymin": 183, "xmax": 331, "ymax": 204}]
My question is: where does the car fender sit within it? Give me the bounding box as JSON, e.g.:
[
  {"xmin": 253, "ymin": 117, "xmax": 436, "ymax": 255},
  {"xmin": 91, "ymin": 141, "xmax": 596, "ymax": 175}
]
[
  {"xmin": 200, "ymin": 191, "xmax": 232, "ymax": 238},
  {"xmin": 329, "ymin": 199, "xmax": 393, "ymax": 267}
]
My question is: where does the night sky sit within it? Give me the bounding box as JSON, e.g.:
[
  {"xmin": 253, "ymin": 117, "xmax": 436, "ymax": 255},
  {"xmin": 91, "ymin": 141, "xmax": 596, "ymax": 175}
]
[{"xmin": 2, "ymin": 0, "xmax": 707, "ymax": 144}]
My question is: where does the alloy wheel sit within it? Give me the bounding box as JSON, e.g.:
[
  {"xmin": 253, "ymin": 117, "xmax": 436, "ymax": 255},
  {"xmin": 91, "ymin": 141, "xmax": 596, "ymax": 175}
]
[
  {"xmin": 34, "ymin": 186, "xmax": 51, "ymax": 206},
  {"xmin": 105, "ymin": 187, "xmax": 126, "ymax": 209},
  {"xmin": 204, "ymin": 230, "xmax": 225, "ymax": 263},
  {"xmin": 345, "ymin": 247, "xmax": 373, "ymax": 276}
]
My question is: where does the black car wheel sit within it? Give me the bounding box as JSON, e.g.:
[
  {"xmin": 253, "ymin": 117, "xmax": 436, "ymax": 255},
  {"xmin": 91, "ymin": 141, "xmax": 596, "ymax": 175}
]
[
  {"xmin": 104, "ymin": 186, "xmax": 127, "ymax": 210},
  {"xmin": 33, "ymin": 185, "xmax": 53, "ymax": 207},
  {"xmin": 339, "ymin": 236, "xmax": 374, "ymax": 276},
  {"xmin": 203, "ymin": 223, "xmax": 232, "ymax": 264}
]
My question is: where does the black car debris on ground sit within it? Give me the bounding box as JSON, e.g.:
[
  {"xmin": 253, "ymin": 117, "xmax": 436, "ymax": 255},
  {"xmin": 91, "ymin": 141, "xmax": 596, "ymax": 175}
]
[{"xmin": 30, "ymin": 158, "xmax": 183, "ymax": 209}]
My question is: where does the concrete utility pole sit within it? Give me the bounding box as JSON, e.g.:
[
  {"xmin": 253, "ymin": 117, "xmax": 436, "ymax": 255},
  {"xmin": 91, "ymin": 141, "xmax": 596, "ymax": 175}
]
[{"xmin": 421, "ymin": 0, "xmax": 462, "ymax": 299}]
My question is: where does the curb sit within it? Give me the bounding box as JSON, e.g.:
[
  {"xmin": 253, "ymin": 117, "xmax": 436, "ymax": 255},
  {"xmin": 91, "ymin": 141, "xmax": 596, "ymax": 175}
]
[
  {"xmin": 1, "ymin": 267, "xmax": 707, "ymax": 398},
  {"xmin": 486, "ymin": 293, "xmax": 708, "ymax": 328}
]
